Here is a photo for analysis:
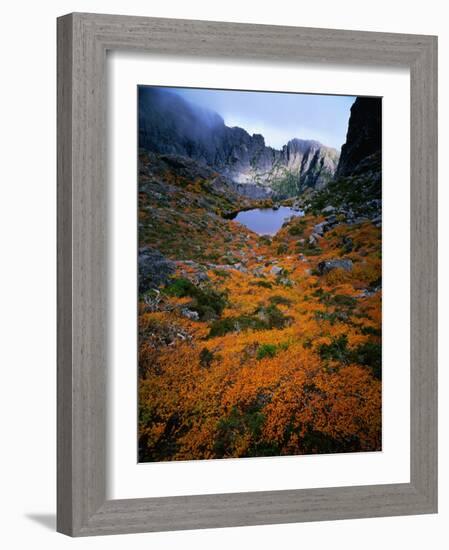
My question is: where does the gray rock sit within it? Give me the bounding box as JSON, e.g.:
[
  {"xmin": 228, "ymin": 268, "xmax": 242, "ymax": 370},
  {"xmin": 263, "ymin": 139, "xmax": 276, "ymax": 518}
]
[
  {"xmin": 322, "ymin": 205, "xmax": 336, "ymax": 214},
  {"xmin": 207, "ymin": 263, "xmax": 234, "ymax": 272},
  {"xmin": 270, "ymin": 266, "xmax": 283, "ymax": 276},
  {"xmin": 234, "ymin": 262, "xmax": 248, "ymax": 273},
  {"xmin": 313, "ymin": 222, "xmax": 326, "ymax": 236},
  {"xmin": 357, "ymin": 286, "xmax": 381, "ymax": 298},
  {"xmin": 252, "ymin": 267, "xmax": 265, "ymax": 277},
  {"xmin": 138, "ymin": 247, "xmax": 176, "ymax": 293},
  {"xmin": 309, "ymin": 233, "xmax": 320, "ymax": 246},
  {"xmin": 196, "ymin": 271, "xmax": 210, "ymax": 282},
  {"xmin": 353, "ymin": 216, "xmax": 370, "ymax": 225},
  {"xmin": 235, "ymin": 183, "xmax": 273, "ymax": 199},
  {"xmin": 317, "ymin": 258, "xmax": 353, "ymax": 275},
  {"xmin": 181, "ymin": 308, "xmax": 199, "ymax": 321}
]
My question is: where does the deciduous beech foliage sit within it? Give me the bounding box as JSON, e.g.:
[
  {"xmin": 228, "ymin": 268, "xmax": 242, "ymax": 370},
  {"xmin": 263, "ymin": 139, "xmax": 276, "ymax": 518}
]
[{"xmin": 137, "ymin": 151, "xmax": 382, "ymax": 461}]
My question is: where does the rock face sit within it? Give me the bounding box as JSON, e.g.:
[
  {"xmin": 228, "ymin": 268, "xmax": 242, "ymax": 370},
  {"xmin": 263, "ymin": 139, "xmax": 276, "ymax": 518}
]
[
  {"xmin": 336, "ymin": 97, "xmax": 382, "ymax": 178},
  {"xmin": 231, "ymin": 182, "xmax": 273, "ymax": 199},
  {"xmin": 281, "ymin": 139, "xmax": 339, "ymax": 191},
  {"xmin": 138, "ymin": 247, "xmax": 176, "ymax": 293},
  {"xmin": 139, "ymin": 87, "xmax": 339, "ymax": 198},
  {"xmin": 318, "ymin": 259, "xmax": 353, "ymax": 275}
]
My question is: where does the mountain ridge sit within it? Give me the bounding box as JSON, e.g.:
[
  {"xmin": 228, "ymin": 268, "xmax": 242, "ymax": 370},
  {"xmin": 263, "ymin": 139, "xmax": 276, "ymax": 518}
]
[{"xmin": 138, "ymin": 87, "xmax": 339, "ymax": 199}]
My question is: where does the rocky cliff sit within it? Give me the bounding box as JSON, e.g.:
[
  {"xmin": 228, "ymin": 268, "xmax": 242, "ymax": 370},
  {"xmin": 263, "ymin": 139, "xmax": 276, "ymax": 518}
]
[
  {"xmin": 336, "ymin": 96, "xmax": 381, "ymax": 178},
  {"xmin": 304, "ymin": 96, "xmax": 382, "ymax": 223},
  {"xmin": 139, "ymin": 87, "xmax": 339, "ymax": 198}
]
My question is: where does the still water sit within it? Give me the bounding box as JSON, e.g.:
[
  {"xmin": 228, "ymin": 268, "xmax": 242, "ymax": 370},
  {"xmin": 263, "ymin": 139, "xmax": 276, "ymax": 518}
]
[{"xmin": 233, "ymin": 206, "xmax": 304, "ymax": 235}]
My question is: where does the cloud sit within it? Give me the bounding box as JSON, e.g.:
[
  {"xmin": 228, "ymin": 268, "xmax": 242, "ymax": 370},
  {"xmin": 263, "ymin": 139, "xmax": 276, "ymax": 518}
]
[{"xmin": 168, "ymin": 87, "xmax": 355, "ymax": 150}]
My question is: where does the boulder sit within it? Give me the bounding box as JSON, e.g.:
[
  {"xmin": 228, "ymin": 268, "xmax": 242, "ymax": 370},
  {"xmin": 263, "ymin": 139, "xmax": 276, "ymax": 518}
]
[
  {"xmin": 196, "ymin": 271, "xmax": 210, "ymax": 283},
  {"xmin": 234, "ymin": 262, "xmax": 248, "ymax": 273},
  {"xmin": 138, "ymin": 247, "xmax": 176, "ymax": 293},
  {"xmin": 181, "ymin": 308, "xmax": 200, "ymax": 321},
  {"xmin": 322, "ymin": 205, "xmax": 336, "ymax": 214},
  {"xmin": 270, "ymin": 266, "xmax": 283, "ymax": 276},
  {"xmin": 308, "ymin": 233, "xmax": 320, "ymax": 246},
  {"xmin": 353, "ymin": 216, "xmax": 370, "ymax": 225},
  {"xmin": 317, "ymin": 258, "xmax": 353, "ymax": 275},
  {"xmin": 313, "ymin": 222, "xmax": 326, "ymax": 236}
]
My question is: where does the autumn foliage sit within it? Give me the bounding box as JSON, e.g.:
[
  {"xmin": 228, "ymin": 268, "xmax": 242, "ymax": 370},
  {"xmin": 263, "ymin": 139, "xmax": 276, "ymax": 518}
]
[{"xmin": 138, "ymin": 152, "xmax": 382, "ymax": 461}]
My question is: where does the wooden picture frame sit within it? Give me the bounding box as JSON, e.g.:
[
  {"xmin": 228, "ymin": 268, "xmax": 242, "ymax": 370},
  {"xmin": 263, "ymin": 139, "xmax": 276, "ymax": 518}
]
[{"xmin": 57, "ymin": 12, "xmax": 438, "ymax": 536}]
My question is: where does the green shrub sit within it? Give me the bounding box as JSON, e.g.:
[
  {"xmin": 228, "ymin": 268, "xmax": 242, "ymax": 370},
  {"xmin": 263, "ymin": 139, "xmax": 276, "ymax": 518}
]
[
  {"xmin": 318, "ymin": 335, "xmax": 350, "ymax": 362},
  {"xmin": 213, "ymin": 405, "xmax": 266, "ymax": 458},
  {"xmin": 332, "ymin": 294, "xmax": 357, "ymax": 308},
  {"xmin": 277, "ymin": 243, "xmax": 288, "ymax": 255},
  {"xmin": 250, "ymin": 280, "xmax": 273, "ymax": 289},
  {"xmin": 207, "ymin": 304, "xmax": 291, "ymax": 338},
  {"xmin": 318, "ymin": 335, "xmax": 382, "ymax": 379},
  {"xmin": 256, "ymin": 344, "xmax": 278, "ymax": 360},
  {"xmin": 269, "ymin": 295, "xmax": 292, "ymax": 306},
  {"xmin": 261, "ymin": 304, "xmax": 292, "ymax": 329},
  {"xmin": 208, "ymin": 315, "xmax": 266, "ymax": 338},
  {"xmin": 213, "ymin": 268, "xmax": 231, "ymax": 278},
  {"xmin": 302, "ymin": 247, "xmax": 322, "ymax": 256},
  {"xmin": 313, "ymin": 291, "xmax": 357, "ymax": 309},
  {"xmin": 164, "ymin": 277, "xmax": 196, "ymax": 297},
  {"xmin": 288, "ymin": 221, "xmax": 306, "ymax": 236},
  {"xmin": 315, "ymin": 310, "xmax": 349, "ymax": 325},
  {"xmin": 351, "ymin": 341, "xmax": 382, "ymax": 379},
  {"xmin": 164, "ymin": 278, "xmax": 227, "ymax": 320},
  {"xmin": 258, "ymin": 235, "xmax": 272, "ymax": 246},
  {"xmin": 205, "ymin": 251, "xmax": 222, "ymax": 262},
  {"xmin": 199, "ymin": 347, "xmax": 214, "ymax": 368},
  {"xmin": 256, "ymin": 341, "xmax": 290, "ymax": 360},
  {"xmin": 271, "ymin": 172, "xmax": 301, "ymax": 199},
  {"xmin": 302, "ymin": 338, "xmax": 313, "ymax": 349},
  {"xmin": 360, "ymin": 325, "xmax": 382, "ymax": 337}
]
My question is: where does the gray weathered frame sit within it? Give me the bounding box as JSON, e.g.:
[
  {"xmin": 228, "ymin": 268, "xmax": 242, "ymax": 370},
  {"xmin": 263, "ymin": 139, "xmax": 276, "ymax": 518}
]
[{"xmin": 57, "ymin": 12, "xmax": 438, "ymax": 537}]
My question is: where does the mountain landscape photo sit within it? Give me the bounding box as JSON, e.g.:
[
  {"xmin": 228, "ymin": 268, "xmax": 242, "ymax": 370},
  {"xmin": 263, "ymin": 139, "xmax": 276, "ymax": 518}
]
[{"xmin": 137, "ymin": 86, "xmax": 382, "ymax": 462}]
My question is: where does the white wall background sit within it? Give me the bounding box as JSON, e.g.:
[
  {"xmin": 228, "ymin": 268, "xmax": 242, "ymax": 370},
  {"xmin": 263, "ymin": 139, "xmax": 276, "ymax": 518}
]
[{"xmin": 0, "ymin": 1, "xmax": 445, "ymax": 548}]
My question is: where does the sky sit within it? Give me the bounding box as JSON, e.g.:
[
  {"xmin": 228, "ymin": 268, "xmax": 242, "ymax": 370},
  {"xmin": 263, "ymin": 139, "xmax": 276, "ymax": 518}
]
[{"xmin": 167, "ymin": 87, "xmax": 355, "ymax": 150}]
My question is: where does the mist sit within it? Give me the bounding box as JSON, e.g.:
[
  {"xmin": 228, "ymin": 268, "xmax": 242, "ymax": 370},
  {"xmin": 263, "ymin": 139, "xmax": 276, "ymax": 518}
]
[{"xmin": 165, "ymin": 86, "xmax": 355, "ymax": 150}]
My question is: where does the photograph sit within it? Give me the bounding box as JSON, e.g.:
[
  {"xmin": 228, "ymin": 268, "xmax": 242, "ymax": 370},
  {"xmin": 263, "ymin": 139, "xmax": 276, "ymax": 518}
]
[
  {"xmin": 0, "ymin": 2, "xmax": 440, "ymax": 543},
  {"xmin": 137, "ymin": 85, "xmax": 382, "ymax": 462}
]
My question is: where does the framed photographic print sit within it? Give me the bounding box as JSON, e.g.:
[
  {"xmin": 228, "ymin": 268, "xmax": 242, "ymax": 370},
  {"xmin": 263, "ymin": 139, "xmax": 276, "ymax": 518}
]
[{"xmin": 57, "ymin": 13, "xmax": 438, "ymax": 536}]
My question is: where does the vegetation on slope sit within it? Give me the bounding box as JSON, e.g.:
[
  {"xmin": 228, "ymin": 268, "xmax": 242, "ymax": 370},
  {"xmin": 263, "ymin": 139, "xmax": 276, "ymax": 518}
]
[{"xmin": 138, "ymin": 152, "xmax": 382, "ymax": 462}]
